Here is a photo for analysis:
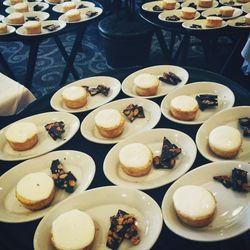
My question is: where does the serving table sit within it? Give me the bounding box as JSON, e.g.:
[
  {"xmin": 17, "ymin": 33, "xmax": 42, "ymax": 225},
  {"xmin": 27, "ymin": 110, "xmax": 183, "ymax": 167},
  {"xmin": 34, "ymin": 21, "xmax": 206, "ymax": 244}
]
[{"xmin": 0, "ymin": 66, "xmax": 250, "ymax": 250}]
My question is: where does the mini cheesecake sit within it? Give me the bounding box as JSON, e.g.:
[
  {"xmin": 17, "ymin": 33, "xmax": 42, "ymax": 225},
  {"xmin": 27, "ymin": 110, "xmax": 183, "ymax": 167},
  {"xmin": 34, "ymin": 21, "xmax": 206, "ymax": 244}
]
[
  {"xmin": 208, "ymin": 125, "xmax": 242, "ymax": 158},
  {"xmin": 7, "ymin": 13, "xmax": 25, "ymax": 24},
  {"xmin": 206, "ymin": 16, "xmax": 223, "ymax": 27},
  {"xmin": 119, "ymin": 143, "xmax": 153, "ymax": 177},
  {"xmin": 162, "ymin": 0, "xmax": 177, "ymax": 10},
  {"xmin": 173, "ymin": 185, "xmax": 216, "ymax": 227},
  {"xmin": 65, "ymin": 9, "xmax": 81, "ymax": 22},
  {"xmin": 181, "ymin": 7, "xmax": 196, "ymax": 19},
  {"xmin": 51, "ymin": 209, "xmax": 95, "ymax": 250},
  {"xmin": 62, "ymin": 86, "xmax": 87, "ymax": 108},
  {"xmin": 23, "ymin": 21, "xmax": 42, "ymax": 34},
  {"xmin": 134, "ymin": 73, "xmax": 159, "ymax": 96},
  {"xmin": 219, "ymin": 6, "xmax": 234, "ymax": 17},
  {"xmin": 13, "ymin": 2, "xmax": 29, "ymax": 13},
  {"xmin": 198, "ymin": 0, "xmax": 213, "ymax": 8},
  {"xmin": 0, "ymin": 23, "xmax": 8, "ymax": 34},
  {"xmin": 62, "ymin": 1, "xmax": 76, "ymax": 12}
]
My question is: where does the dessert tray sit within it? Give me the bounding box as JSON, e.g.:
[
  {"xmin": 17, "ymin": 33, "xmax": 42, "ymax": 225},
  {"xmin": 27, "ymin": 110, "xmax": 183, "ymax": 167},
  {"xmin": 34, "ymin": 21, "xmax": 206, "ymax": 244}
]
[
  {"xmin": 242, "ymin": 2, "xmax": 250, "ymax": 13},
  {"xmin": 141, "ymin": 1, "xmax": 181, "ymax": 13},
  {"xmin": 0, "ymin": 25, "xmax": 16, "ymax": 36},
  {"xmin": 52, "ymin": 1, "xmax": 95, "ymax": 13},
  {"xmin": 162, "ymin": 161, "xmax": 250, "ymax": 241},
  {"xmin": 58, "ymin": 7, "xmax": 103, "ymax": 24},
  {"xmin": 227, "ymin": 16, "xmax": 250, "ymax": 27},
  {"xmin": 181, "ymin": 0, "xmax": 219, "ymax": 11},
  {"xmin": 81, "ymin": 97, "xmax": 161, "ymax": 144},
  {"xmin": 122, "ymin": 65, "xmax": 189, "ymax": 99},
  {"xmin": 161, "ymin": 81, "xmax": 235, "ymax": 125},
  {"xmin": 0, "ymin": 150, "xmax": 95, "ymax": 223},
  {"xmin": 0, "ymin": 112, "xmax": 80, "ymax": 161},
  {"xmin": 158, "ymin": 10, "xmax": 201, "ymax": 23},
  {"xmin": 220, "ymin": 0, "xmax": 246, "ymax": 6},
  {"xmin": 16, "ymin": 20, "xmax": 66, "ymax": 36},
  {"xmin": 34, "ymin": 186, "xmax": 163, "ymax": 250},
  {"xmin": 5, "ymin": 2, "xmax": 49, "ymax": 14},
  {"xmin": 201, "ymin": 7, "xmax": 243, "ymax": 19},
  {"xmin": 50, "ymin": 76, "xmax": 121, "ymax": 113},
  {"xmin": 103, "ymin": 128, "xmax": 197, "ymax": 190},
  {"xmin": 3, "ymin": 0, "xmax": 42, "ymax": 6},
  {"xmin": 196, "ymin": 106, "xmax": 250, "ymax": 162},
  {"xmin": 182, "ymin": 19, "xmax": 228, "ymax": 29}
]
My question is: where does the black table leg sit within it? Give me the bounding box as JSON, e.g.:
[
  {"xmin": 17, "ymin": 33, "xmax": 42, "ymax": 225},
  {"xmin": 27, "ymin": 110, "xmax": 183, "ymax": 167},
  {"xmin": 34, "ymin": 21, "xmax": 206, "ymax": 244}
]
[
  {"xmin": 155, "ymin": 27, "xmax": 169, "ymax": 61},
  {"xmin": 0, "ymin": 51, "xmax": 16, "ymax": 80}
]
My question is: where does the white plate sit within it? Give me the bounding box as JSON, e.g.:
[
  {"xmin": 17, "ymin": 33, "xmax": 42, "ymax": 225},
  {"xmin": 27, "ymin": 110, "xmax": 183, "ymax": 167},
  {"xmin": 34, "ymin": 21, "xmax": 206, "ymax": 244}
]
[
  {"xmin": 3, "ymin": 0, "xmax": 42, "ymax": 6},
  {"xmin": 104, "ymin": 128, "xmax": 197, "ymax": 190},
  {"xmin": 227, "ymin": 16, "xmax": 250, "ymax": 27},
  {"xmin": 220, "ymin": 0, "xmax": 246, "ymax": 6},
  {"xmin": 81, "ymin": 98, "xmax": 161, "ymax": 144},
  {"xmin": 181, "ymin": 0, "xmax": 219, "ymax": 11},
  {"xmin": 58, "ymin": 7, "xmax": 102, "ymax": 23},
  {"xmin": 5, "ymin": 2, "xmax": 49, "ymax": 14},
  {"xmin": 161, "ymin": 82, "xmax": 235, "ymax": 125},
  {"xmin": 16, "ymin": 20, "xmax": 66, "ymax": 36},
  {"xmin": 201, "ymin": 7, "xmax": 243, "ymax": 19},
  {"xmin": 0, "ymin": 25, "xmax": 16, "ymax": 36},
  {"xmin": 44, "ymin": 0, "xmax": 83, "ymax": 5},
  {"xmin": 3, "ymin": 11, "xmax": 50, "ymax": 26},
  {"xmin": 142, "ymin": 1, "xmax": 181, "ymax": 12},
  {"xmin": 122, "ymin": 65, "xmax": 189, "ymax": 99},
  {"xmin": 50, "ymin": 76, "xmax": 121, "ymax": 113},
  {"xmin": 52, "ymin": 1, "xmax": 95, "ymax": 13},
  {"xmin": 0, "ymin": 112, "xmax": 80, "ymax": 161},
  {"xmin": 162, "ymin": 161, "xmax": 250, "ymax": 241},
  {"xmin": 196, "ymin": 106, "xmax": 250, "ymax": 162},
  {"xmin": 0, "ymin": 150, "xmax": 95, "ymax": 223},
  {"xmin": 182, "ymin": 19, "xmax": 227, "ymax": 29},
  {"xmin": 242, "ymin": 2, "xmax": 250, "ymax": 13},
  {"xmin": 34, "ymin": 186, "xmax": 163, "ymax": 250},
  {"xmin": 158, "ymin": 9, "xmax": 201, "ymax": 23}
]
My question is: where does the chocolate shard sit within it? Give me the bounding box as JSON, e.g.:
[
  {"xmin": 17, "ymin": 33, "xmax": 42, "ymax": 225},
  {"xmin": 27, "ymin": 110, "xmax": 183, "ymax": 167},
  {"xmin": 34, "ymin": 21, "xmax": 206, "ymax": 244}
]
[
  {"xmin": 152, "ymin": 5, "xmax": 163, "ymax": 11},
  {"xmin": 45, "ymin": 121, "xmax": 65, "ymax": 140},
  {"xmin": 123, "ymin": 104, "xmax": 145, "ymax": 122},
  {"xmin": 239, "ymin": 117, "xmax": 250, "ymax": 127},
  {"xmin": 159, "ymin": 71, "xmax": 181, "ymax": 85},
  {"xmin": 161, "ymin": 137, "xmax": 182, "ymax": 162},
  {"xmin": 196, "ymin": 94, "xmax": 218, "ymax": 111},
  {"xmin": 213, "ymin": 175, "xmax": 232, "ymax": 188}
]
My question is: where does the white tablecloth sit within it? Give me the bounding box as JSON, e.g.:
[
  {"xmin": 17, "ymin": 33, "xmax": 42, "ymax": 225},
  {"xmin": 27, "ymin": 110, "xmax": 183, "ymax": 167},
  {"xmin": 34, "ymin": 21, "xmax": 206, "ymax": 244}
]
[{"xmin": 0, "ymin": 73, "xmax": 36, "ymax": 116}]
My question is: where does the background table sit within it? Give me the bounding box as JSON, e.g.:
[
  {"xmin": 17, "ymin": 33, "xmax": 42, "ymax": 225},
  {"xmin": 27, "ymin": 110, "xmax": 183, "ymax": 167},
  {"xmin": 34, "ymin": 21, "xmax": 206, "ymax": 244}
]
[{"xmin": 0, "ymin": 66, "xmax": 250, "ymax": 250}]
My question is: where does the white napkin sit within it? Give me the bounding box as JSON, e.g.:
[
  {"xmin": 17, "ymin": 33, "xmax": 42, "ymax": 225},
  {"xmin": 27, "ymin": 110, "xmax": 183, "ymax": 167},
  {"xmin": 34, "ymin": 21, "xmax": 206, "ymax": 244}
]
[{"xmin": 0, "ymin": 73, "xmax": 36, "ymax": 116}]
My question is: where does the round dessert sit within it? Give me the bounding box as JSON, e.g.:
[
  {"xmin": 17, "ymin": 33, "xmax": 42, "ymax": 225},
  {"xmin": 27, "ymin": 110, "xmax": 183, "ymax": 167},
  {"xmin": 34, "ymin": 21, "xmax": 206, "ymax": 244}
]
[
  {"xmin": 23, "ymin": 21, "xmax": 41, "ymax": 34},
  {"xmin": 95, "ymin": 109, "xmax": 125, "ymax": 138},
  {"xmin": 5, "ymin": 122, "xmax": 38, "ymax": 151},
  {"xmin": 162, "ymin": 0, "xmax": 176, "ymax": 10},
  {"xmin": 219, "ymin": 6, "xmax": 234, "ymax": 17},
  {"xmin": 0, "ymin": 23, "xmax": 8, "ymax": 34},
  {"xmin": 181, "ymin": 7, "xmax": 196, "ymax": 19},
  {"xmin": 48, "ymin": 0, "xmax": 61, "ymax": 3},
  {"xmin": 208, "ymin": 125, "xmax": 242, "ymax": 158},
  {"xmin": 134, "ymin": 73, "xmax": 159, "ymax": 96},
  {"xmin": 16, "ymin": 172, "xmax": 55, "ymax": 211},
  {"xmin": 173, "ymin": 185, "xmax": 216, "ymax": 227},
  {"xmin": 7, "ymin": 13, "xmax": 25, "ymax": 24},
  {"xmin": 62, "ymin": 1, "xmax": 76, "ymax": 12},
  {"xmin": 65, "ymin": 9, "xmax": 81, "ymax": 22},
  {"xmin": 13, "ymin": 2, "xmax": 29, "ymax": 13},
  {"xmin": 62, "ymin": 86, "xmax": 87, "ymax": 108},
  {"xmin": 245, "ymin": 13, "xmax": 250, "ymax": 25},
  {"xmin": 205, "ymin": 16, "xmax": 223, "ymax": 27},
  {"xmin": 119, "ymin": 143, "xmax": 153, "ymax": 177},
  {"xmin": 170, "ymin": 95, "xmax": 199, "ymax": 121},
  {"xmin": 237, "ymin": 0, "xmax": 248, "ymax": 3},
  {"xmin": 10, "ymin": 0, "xmax": 23, "ymax": 5},
  {"xmin": 198, "ymin": 0, "xmax": 213, "ymax": 8},
  {"xmin": 51, "ymin": 209, "xmax": 95, "ymax": 250}
]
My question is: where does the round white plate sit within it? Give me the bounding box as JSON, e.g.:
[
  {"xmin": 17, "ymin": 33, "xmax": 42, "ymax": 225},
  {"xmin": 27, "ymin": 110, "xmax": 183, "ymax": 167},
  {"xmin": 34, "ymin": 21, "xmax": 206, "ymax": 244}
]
[
  {"xmin": 181, "ymin": 0, "xmax": 219, "ymax": 11},
  {"xmin": 104, "ymin": 128, "xmax": 197, "ymax": 190},
  {"xmin": 50, "ymin": 76, "xmax": 121, "ymax": 113},
  {"xmin": 0, "ymin": 112, "xmax": 80, "ymax": 161},
  {"xmin": 122, "ymin": 65, "xmax": 189, "ymax": 99},
  {"xmin": 227, "ymin": 16, "xmax": 250, "ymax": 27},
  {"xmin": 162, "ymin": 161, "xmax": 250, "ymax": 241},
  {"xmin": 161, "ymin": 82, "xmax": 235, "ymax": 125},
  {"xmin": 196, "ymin": 106, "xmax": 250, "ymax": 162},
  {"xmin": 0, "ymin": 150, "xmax": 95, "ymax": 223},
  {"xmin": 52, "ymin": 1, "xmax": 95, "ymax": 13},
  {"xmin": 5, "ymin": 2, "xmax": 49, "ymax": 14},
  {"xmin": 220, "ymin": 0, "xmax": 246, "ymax": 6},
  {"xmin": 242, "ymin": 2, "xmax": 250, "ymax": 13},
  {"xmin": 0, "ymin": 25, "xmax": 16, "ymax": 36},
  {"xmin": 182, "ymin": 19, "xmax": 227, "ymax": 29},
  {"xmin": 3, "ymin": 11, "xmax": 50, "ymax": 26},
  {"xmin": 81, "ymin": 98, "xmax": 161, "ymax": 144},
  {"xmin": 201, "ymin": 7, "xmax": 243, "ymax": 19},
  {"xmin": 3, "ymin": 0, "xmax": 42, "ymax": 6},
  {"xmin": 34, "ymin": 186, "xmax": 163, "ymax": 250},
  {"xmin": 58, "ymin": 7, "xmax": 102, "ymax": 23},
  {"xmin": 158, "ymin": 10, "xmax": 201, "ymax": 23},
  {"xmin": 16, "ymin": 20, "xmax": 66, "ymax": 36},
  {"xmin": 142, "ymin": 1, "xmax": 181, "ymax": 12}
]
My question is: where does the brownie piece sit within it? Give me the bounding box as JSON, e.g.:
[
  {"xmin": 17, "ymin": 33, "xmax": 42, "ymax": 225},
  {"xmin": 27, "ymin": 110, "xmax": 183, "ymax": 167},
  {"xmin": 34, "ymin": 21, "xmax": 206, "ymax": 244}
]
[
  {"xmin": 159, "ymin": 72, "xmax": 182, "ymax": 85},
  {"xmin": 45, "ymin": 121, "xmax": 65, "ymax": 140},
  {"xmin": 123, "ymin": 104, "xmax": 145, "ymax": 122},
  {"xmin": 86, "ymin": 11, "xmax": 98, "ymax": 18},
  {"xmin": 239, "ymin": 117, "xmax": 250, "ymax": 136},
  {"xmin": 232, "ymin": 168, "xmax": 248, "ymax": 192},
  {"xmin": 42, "ymin": 24, "xmax": 60, "ymax": 32},
  {"xmin": 196, "ymin": 94, "xmax": 218, "ymax": 111},
  {"xmin": 26, "ymin": 16, "xmax": 39, "ymax": 21},
  {"xmin": 190, "ymin": 24, "xmax": 202, "ymax": 29},
  {"xmin": 213, "ymin": 175, "xmax": 232, "ymax": 188},
  {"xmin": 165, "ymin": 15, "xmax": 180, "ymax": 21},
  {"xmin": 83, "ymin": 84, "xmax": 110, "ymax": 96},
  {"xmin": 188, "ymin": 2, "xmax": 197, "ymax": 8},
  {"xmin": 33, "ymin": 4, "xmax": 43, "ymax": 11},
  {"xmin": 152, "ymin": 5, "xmax": 163, "ymax": 11}
]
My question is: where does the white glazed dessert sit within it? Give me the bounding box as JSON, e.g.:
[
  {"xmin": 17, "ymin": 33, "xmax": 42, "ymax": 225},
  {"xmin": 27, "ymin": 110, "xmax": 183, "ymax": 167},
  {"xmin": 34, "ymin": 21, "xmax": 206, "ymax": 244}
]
[
  {"xmin": 65, "ymin": 9, "xmax": 81, "ymax": 22},
  {"xmin": 173, "ymin": 185, "xmax": 216, "ymax": 227},
  {"xmin": 0, "ymin": 23, "xmax": 8, "ymax": 34},
  {"xmin": 198, "ymin": 0, "xmax": 213, "ymax": 8},
  {"xmin": 13, "ymin": 2, "xmax": 29, "ymax": 13},
  {"xmin": 206, "ymin": 16, "xmax": 223, "ymax": 27},
  {"xmin": 181, "ymin": 7, "xmax": 196, "ymax": 19},
  {"xmin": 5, "ymin": 122, "xmax": 38, "ymax": 151},
  {"xmin": 51, "ymin": 209, "xmax": 95, "ymax": 250},
  {"xmin": 119, "ymin": 143, "xmax": 153, "ymax": 177},
  {"xmin": 16, "ymin": 172, "xmax": 55, "ymax": 210},
  {"xmin": 62, "ymin": 1, "xmax": 76, "ymax": 12},
  {"xmin": 208, "ymin": 125, "xmax": 242, "ymax": 158},
  {"xmin": 62, "ymin": 86, "xmax": 87, "ymax": 108},
  {"xmin": 134, "ymin": 73, "xmax": 159, "ymax": 96},
  {"xmin": 170, "ymin": 95, "xmax": 199, "ymax": 121},
  {"xmin": 23, "ymin": 21, "xmax": 42, "ymax": 34},
  {"xmin": 95, "ymin": 109, "xmax": 125, "ymax": 138},
  {"xmin": 162, "ymin": 0, "xmax": 176, "ymax": 10},
  {"xmin": 219, "ymin": 6, "xmax": 234, "ymax": 17},
  {"xmin": 7, "ymin": 13, "xmax": 25, "ymax": 24}
]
